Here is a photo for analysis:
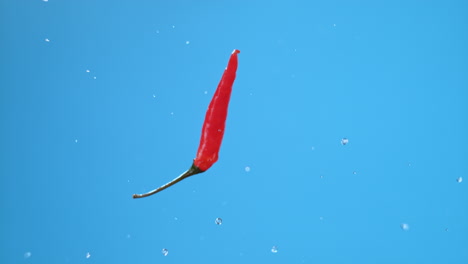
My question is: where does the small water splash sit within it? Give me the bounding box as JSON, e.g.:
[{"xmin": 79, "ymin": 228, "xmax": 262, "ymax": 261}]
[
  {"xmin": 271, "ymin": 246, "xmax": 278, "ymax": 253},
  {"xmin": 400, "ymin": 223, "xmax": 410, "ymax": 231},
  {"xmin": 215, "ymin": 217, "xmax": 222, "ymax": 225},
  {"xmin": 341, "ymin": 138, "xmax": 349, "ymax": 145},
  {"xmin": 162, "ymin": 248, "xmax": 169, "ymax": 256}
]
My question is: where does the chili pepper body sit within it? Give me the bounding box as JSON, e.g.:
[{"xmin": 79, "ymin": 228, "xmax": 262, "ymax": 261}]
[
  {"xmin": 193, "ymin": 49, "xmax": 240, "ymax": 171},
  {"xmin": 133, "ymin": 49, "xmax": 240, "ymax": 198}
]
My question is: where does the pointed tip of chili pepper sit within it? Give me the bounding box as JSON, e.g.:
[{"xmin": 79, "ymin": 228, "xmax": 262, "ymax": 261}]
[{"xmin": 232, "ymin": 49, "xmax": 240, "ymax": 54}]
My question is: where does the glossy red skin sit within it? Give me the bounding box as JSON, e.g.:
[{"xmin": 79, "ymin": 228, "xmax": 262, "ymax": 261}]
[{"xmin": 193, "ymin": 49, "xmax": 240, "ymax": 171}]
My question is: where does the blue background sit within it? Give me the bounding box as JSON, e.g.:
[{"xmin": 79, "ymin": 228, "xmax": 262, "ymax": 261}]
[{"xmin": 1, "ymin": 0, "xmax": 467, "ymax": 263}]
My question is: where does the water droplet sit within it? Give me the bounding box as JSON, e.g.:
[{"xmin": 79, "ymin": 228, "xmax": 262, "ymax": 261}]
[
  {"xmin": 271, "ymin": 246, "xmax": 278, "ymax": 253},
  {"xmin": 333, "ymin": 23, "xmax": 336, "ymax": 27},
  {"xmin": 245, "ymin": 166, "xmax": 251, "ymax": 172},
  {"xmin": 43, "ymin": 0, "xmax": 48, "ymax": 2},
  {"xmin": 400, "ymin": 223, "xmax": 410, "ymax": 231},
  {"xmin": 152, "ymin": 94, "xmax": 156, "ymax": 98},
  {"xmin": 162, "ymin": 248, "xmax": 169, "ymax": 256},
  {"xmin": 204, "ymin": 90, "xmax": 208, "ymax": 94},
  {"xmin": 24, "ymin": 252, "xmax": 31, "ymax": 258},
  {"xmin": 341, "ymin": 138, "xmax": 349, "ymax": 145},
  {"xmin": 320, "ymin": 175, "xmax": 324, "ymax": 179},
  {"xmin": 311, "ymin": 146, "xmax": 315, "ymax": 150},
  {"xmin": 172, "ymin": 25, "xmax": 175, "ymax": 29},
  {"xmin": 319, "ymin": 216, "xmax": 324, "ymax": 220},
  {"xmin": 353, "ymin": 171, "xmax": 357, "ymax": 175},
  {"xmin": 126, "ymin": 234, "xmax": 131, "ymax": 239},
  {"xmin": 185, "ymin": 41, "xmax": 190, "ymax": 45},
  {"xmin": 156, "ymin": 30, "xmax": 160, "ymax": 34},
  {"xmin": 44, "ymin": 38, "xmax": 50, "ymax": 42},
  {"xmin": 86, "ymin": 252, "xmax": 91, "ymax": 259},
  {"xmin": 456, "ymin": 177, "xmax": 463, "ymax": 183},
  {"xmin": 445, "ymin": 228, "xmax": 449, "ymax": 232},
  {"xmin": 93, "ymin": 76, "xmax": 97, "ymax": 79},
  {"xmin": 75, "ymin": 139, "xmax": 78, "ymax": 143},
  {"xmin": 215, "ymin": 217, "xmax": 222, "ymax": 225},
  {"xmin": 85, "ymin": 69, "xmax": 90, "ymax": 73},
  {"xmin": 170, "ymin": 112, "xmax": 174, "ymax": 115}
]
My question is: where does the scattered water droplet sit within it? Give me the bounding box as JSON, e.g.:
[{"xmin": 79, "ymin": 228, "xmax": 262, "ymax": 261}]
[
  {"xmin": 86, "ymin": 252, "xmax": 91, "ymax": 259},
  {"xmin": 400, "ymin": 223, "xmax": 410, "ymax": 231},
  {"xmin": 170, "ymin": 112, "xmax": 174, "ymax": 115},
  {"xmin": 152, "ymin": 94, "xmax": 156, "ymax": 98},
  {"xmin": 24, "ymin": 252, "xmax": 31, "ymax": 259},
  {"xmin": 215, "ymin": 217, "xmax": 222, "ymax": 225},
  {"xmin": 174, "ymin": 217, "xmax": 178, "ymax": 220},
  {"xmin": 445, "ymin": 228, "xmax": 449, "ymax": 232},
  {"xmin": 161, "ymin": 248, "xmax": 169, "ymax": 256},
  {"xmin": 311, "ymin": 146, "xmax": 315, "ymax": 150},
  {"xmin": 341, "ymin": 138, "xmax": 349, "ymax": 145},
  {"xmin": 456, "ymin": 177, "xmax": 463, "ymax": 183},
  {"xmin": 353, "ymin": 171, "xmax": 357, "ymax": 175},
  {"xmin": 185, "ymin": 41, "xmax": 190, "ymax": 45},
  {"xmin": 156, "ymin": 30, "xmax": 160, "ymax": 34},
  {"xmin": 44, "ymin": 38, "xmax": 50, "ymax": 42},
  {"xmin": 172, "ymin": 25, "xmax": 175, "ymax": 29},
  {"xmin": 271, "ymin": 246, "xmax": 278, "ymax": 253},
  {"xmin": 333, "ymin": 23, "xmax": 336, "ymax": 27},
  {"xmin": 320, "ymin": 175, "xmax": 324, "ymax": 179},
  {"xmin": 85, "ymin": 69, "xmax": 90, "ymax": 73},
  {"xmin": 204, "ymin": 90, "xmax": 208, "ymax": 94},
  {"xmin": 43, "ymin": 0, "xmax": 49, "ymax": 2},
  {"xmin": 245, "ymin": 166, "xmax": 251, "ymax": 172},
  {"xmin": 93, "ymin": 76, "xmax": 97, "ymax": 79},
  {"xmin": 319, "ymin": 216, "xmax": 324, "ymax": 220},
  {"xmin": 126, "ymin": 234, "xmax": 131, "ymax": 239},
  {"xmin": 75, "ymin": 139, "xmax": 78, "ymax": 143}
]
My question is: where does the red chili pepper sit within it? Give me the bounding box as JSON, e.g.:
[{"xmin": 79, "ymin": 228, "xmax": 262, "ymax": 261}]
[{"xmin": 133, "ymin": 49, "xmax": 240, "ymax": 198}]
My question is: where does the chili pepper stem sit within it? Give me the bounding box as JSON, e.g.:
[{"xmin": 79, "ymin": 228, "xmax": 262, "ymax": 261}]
[{"xmin": 132, "ymin": 163, "xmax": 204, "ymax": 199}]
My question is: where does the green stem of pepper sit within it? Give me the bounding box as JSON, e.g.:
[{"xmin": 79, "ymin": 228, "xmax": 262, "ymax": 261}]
[{"xmin": 132, "ymin": 163, "xmax": 204, "ymax": 198}]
